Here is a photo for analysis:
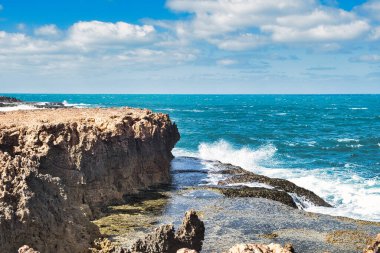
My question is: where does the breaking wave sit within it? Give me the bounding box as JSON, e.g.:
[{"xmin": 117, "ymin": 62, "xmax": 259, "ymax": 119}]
[{"xmin": 173, "ymin": 139, "xmax": 380, "ymax": 222}]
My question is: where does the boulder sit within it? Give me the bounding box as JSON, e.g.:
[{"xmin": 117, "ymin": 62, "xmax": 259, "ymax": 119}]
[
  {"xmin": 225, "ymin": 243, "xmax": 294, "ymax": 253},
  {"xmin": 129, "ymin": 210, "xmax": 205, "ymax": 253}
]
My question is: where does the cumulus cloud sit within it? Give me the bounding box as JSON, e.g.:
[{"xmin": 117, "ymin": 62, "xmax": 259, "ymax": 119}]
[
  {"xmin": 34, "ymin": 24, "xmax": 60, "ymax": 37},
  {"xmin": 67, "ymin": 21, "xmax": 155, "ymax": 46},
  {"xmin": 356, "ymin": 0, "xmax": 380, "ymax": 21},
  {"xmin": 166, "ymin": 0, "xmax": 371, "ymax": 48}
]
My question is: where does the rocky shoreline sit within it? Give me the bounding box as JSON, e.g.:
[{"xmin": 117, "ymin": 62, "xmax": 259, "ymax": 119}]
[
  {"xmin": 0, "ymin": 102, "xmax": 379, "ymax": 253},
  {"xmin": 0, "ymin": 96, "xmax": 69, "ymax": 109},
  {"xmin": 0, "ymin": 107, "xmax": 179, "ymax": 252}
]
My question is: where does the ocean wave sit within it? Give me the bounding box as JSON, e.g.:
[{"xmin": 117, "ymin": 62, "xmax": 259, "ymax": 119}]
[
  {"xmin": 62, "ymin": 100, "xmax": 92, "ymax": 108},
  {"xmin": 0, "ymin": 104, "xmax": 40, "ymax": 112},
  {"xmin": 349, "ymin": 107, "xmax": 368, "ymax": 110},
  {"xmin": 198, "ymin": 140, "xmax": 277, "ymax": 172},
  {"xmin": 337, "ymin": 138, "xmax": 359, "ymax": 143},
  {"xmin": 173, "ymin": 140, "xmax": 380, "ymax": 222}
]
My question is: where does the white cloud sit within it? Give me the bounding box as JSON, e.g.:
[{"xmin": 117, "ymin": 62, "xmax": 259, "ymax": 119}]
[
  {"xmin": 352, "ymin": 54, "xmax": 380, "ymax": 63},
  {"xmin": 34, "ymin": 24, "xmax": 60, "ymax": 37},
  {"xmin": 0, "ymin": 4, "xmax": 3, "ymax": 11},
  {"xmin": 68, "ymin": 21, "xmax": 155, "ymax": 46},
  {"xmin": 356, "ymin": 0, "xmax": 380, "ymax": 21},
  {"xmin": 214, "ymin": 33, "xmax": 267, "ymax": 50},
  {"xmin": 217, "ymin": 59, "xmax": 237, "ymax": 66},
  {"xmin": 263, "ymin": 20, "xmax": 370, "ymax": 42},
  {"xmin": 370, "ymin": 27, "xmax": 380, "ymax": 40},
  {"xmin": 167, "ymin": 0, "xmax": 371, "ymax": 47}
]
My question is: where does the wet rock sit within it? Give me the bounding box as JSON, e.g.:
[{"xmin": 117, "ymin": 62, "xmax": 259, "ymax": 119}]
[
  {"xmin": 130, "ymin": 225, "xmax": 176, "ymax": 253},
  {"xmin": 175, "ymin": 210, "xmax": 205, "ymax": 251},
  {"xmin": 90, "ymin": 238, "xmax": 126, "ymax": 253},
  {"xmin": 364, "ymin": 234, "xmax": 380, "ymax": 253},
  {"xmin": 219, "ymin": 187, "xmax": 298, "ymax": 208},
  {"xmin": 128, "ymin": 210, "xmax": 205, "ymax": 253},
  {"xmin": 18, "ymin": 245, "xmax": 40, "ymax": 253},
  {"xmin": 224, "ymin": 243, "xmax": 294, "ymax": 253},
  {"xmin": 217, "ymin": 163, "xmax": 331, "ymax": 207},
  {"xmin": 0, "ymin": 96, "xmax": 22, "ymax": 103}
]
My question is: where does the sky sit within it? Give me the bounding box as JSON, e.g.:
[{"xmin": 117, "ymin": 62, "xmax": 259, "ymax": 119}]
[{"xmin": 0, "ymin": 0, "xmax": 380, "ymax": 94}]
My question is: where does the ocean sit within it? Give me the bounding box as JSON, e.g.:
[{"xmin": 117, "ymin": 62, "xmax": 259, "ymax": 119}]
[{"xmin": 1, "ymin": 94, "xmax": 379, "ymax": 221}]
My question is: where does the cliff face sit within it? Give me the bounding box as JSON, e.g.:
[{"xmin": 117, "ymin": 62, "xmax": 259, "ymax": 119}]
[{"xmin": 0, "ymin": 108, "xmax": 180, "ymax": 253}]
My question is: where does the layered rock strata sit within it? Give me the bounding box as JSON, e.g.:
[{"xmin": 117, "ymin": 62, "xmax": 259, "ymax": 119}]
[{"xmin": 0, "ymin": 108, "xmax": 180, "ymax": 253}]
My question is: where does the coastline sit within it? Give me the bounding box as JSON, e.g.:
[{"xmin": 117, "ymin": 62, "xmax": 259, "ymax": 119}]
[{"xmin": 0, "ymin": 96, "xmax": 378, "ymax": 252}]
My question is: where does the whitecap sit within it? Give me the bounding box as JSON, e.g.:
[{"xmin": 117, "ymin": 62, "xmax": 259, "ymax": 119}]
[
  {"xmin": 337, "ymin": 138, "xmax": 359, "ymax": 143},
  {"xmin": 62, "ymin": 100, "xmax": 92, "ymax": 108},
  {"xmin": 181, "ymin": 139, "xmax": 380, "ymax": 222},
  {"xmin": 0, "ymin": 104, "xmax": 40, "ymax": 112},
  {"xmin": 349, "ymin": 107, "xmax": 368, "ymax": 110}
]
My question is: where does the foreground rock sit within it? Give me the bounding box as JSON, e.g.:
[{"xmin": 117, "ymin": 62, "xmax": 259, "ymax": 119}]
[
  {"xmin": 364, "ymin": 234, "xmax": 380, "ymax": 253},
  {"xmin": 129, "ymin": 210, "xmax": 205, "ymax": 253},
  {"xmin": 0, "ymin": 108, "xmax": 180, "ymax": 252},
  {"xmin": 224, "ymin": 243, "xmax": 294, "ymax": 253}
]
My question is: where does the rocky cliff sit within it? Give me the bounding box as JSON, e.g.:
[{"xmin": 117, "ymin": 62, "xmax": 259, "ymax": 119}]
[{"xmin": 0, "ymin": 107, "xmax": 180, "ymax": 253}]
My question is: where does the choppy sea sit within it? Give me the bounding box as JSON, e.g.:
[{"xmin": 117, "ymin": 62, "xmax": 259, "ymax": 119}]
[{"xmin": 1, "ymin": 94, "xmax": 379, "ymax": 221}]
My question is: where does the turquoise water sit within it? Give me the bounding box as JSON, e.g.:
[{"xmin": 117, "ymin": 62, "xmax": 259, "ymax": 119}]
[{"xmin": 2, "ymin": 94, "xmax": 380, "ymax": 221}]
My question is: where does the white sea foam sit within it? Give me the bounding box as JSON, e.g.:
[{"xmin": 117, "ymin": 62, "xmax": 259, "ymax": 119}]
[
  {"xmin": 174, "ymin": 140, "xmax": 380, "ymax": 222},
  {"xmin": 0, "ymin": 104, "xmax": 40, "ymax": 112},
  {"xmin": 337, "ymin": 138, "xmax": 359, "ymax": 143},
  {"xmin": 62, "ymin": 100, "xmax": 91, "ymax": 108},
  {"xmin": 198, "ymin": 140, "xmax": 277, "ymax": 172},
  {"xmin": 349, "ymin": 107, "xmax": 368, "ymax": 110}
]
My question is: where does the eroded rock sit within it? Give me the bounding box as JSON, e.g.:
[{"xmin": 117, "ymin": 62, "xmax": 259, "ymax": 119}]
[
  {"xmin": 224, "ymin": 243, "xmax": 295, "ymax": 253},
  {"xmin": 364, "ymin": 234, "xmax": 380, "ymax": 253},
  {"xmin": 0, "ymin": 108, "xmax": 180, "ymax": 253},
  {"xmin": 129, "ymin": 210, "xmax": 205, "ymax": 253},
  {"xmin": 18, "ymin": 245, "xmax": 40, "ymax": 253}
]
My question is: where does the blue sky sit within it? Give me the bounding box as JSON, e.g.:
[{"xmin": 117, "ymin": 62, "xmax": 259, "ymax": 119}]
[{"xmin": 0, "ymin": 0, "xmax": 380, "ymax": 93}]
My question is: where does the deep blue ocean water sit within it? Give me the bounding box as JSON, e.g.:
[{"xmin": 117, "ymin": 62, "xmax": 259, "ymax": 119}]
[{"xmin": 2, "ymin": 94, "xmax": 380, "ymax": 221}]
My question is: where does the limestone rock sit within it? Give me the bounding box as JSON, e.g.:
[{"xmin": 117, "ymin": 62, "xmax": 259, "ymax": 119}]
[
  {"xmin": 0, "ymin": 108, "xmax": 180, "ymax": 253},
  {"xmin": 175, "ymin": 210, "xmax": 205, "ymax": 251},
  {"xmin": 177, "ymin": 249, "xmax": 198, "ymax": 253},
  {"xmin": 364, "ymin": 234, "xmax": 380, "ymax": 253},
  {"xmin": 129, "ymin": 210, "xmax": 205, "ymax": 253},
  {"xmin": 18, "ymin": 245, "xmax": 40, "ymax": 253},
  {"xmin": 225, "ymin": 243, "xmax": 294, "ymax": 253}
]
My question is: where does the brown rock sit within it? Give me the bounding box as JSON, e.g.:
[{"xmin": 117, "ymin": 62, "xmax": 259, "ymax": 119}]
[
  {"xmin": 177, "ymin": 249, "xmax": 198, "ymax": 253},
  {"xmin": 18, "ymin": 245, "xmax": 40, "ymax": 253},
  {"xmin": 175, "ymin": 210, "xmax": 205, "ymax": 251},
  {"xmin": 129, "ymin": 210, "xmax": 205, "ymax": 253},
  {"xmin": 130, "ymin": 225, "xmax": 176, "ymax": 253},
  {"xmin": 0, "ymin": 108, "xmax": 180, "ymax": 253},
  {"xmin": 364, "ymin": 234, "xmax": 380, "ymax": 253},
  {"xmin": 225, "ymin": 243, "xmax": 294, "ymax": 253}
]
